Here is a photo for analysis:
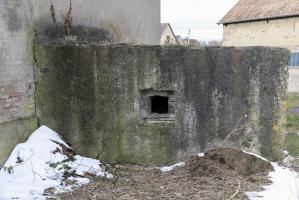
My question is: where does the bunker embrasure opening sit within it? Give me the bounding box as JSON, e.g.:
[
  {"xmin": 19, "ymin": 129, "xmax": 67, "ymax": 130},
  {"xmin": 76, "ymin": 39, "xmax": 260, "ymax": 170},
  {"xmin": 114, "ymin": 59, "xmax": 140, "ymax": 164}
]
[{"xmin": 151, "ymin": 96, "xmax": 169, "ymax": 114}]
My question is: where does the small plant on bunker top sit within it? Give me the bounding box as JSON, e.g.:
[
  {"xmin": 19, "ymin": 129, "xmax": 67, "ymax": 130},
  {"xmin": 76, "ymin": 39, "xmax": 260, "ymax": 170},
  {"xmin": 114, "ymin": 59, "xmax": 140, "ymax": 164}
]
[
  {"xmin": 49, "ymin": 0, "xmax": 56, "ymax": 23},
  {"xmin": 3, "ymin": 165, "xmax": 14, "ymax": 174},
  {"xmin": 64, "ymin": 0, "xmax": 72, "ymax": 35}
]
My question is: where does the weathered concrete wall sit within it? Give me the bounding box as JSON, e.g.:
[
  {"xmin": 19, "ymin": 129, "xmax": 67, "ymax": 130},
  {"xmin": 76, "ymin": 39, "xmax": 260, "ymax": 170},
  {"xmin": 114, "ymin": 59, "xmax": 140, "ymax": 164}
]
[
  {"xmin": 34, "ymin": 44, "xmax": 289, "ymax": 164},
  {"xmin": 289, "ymin": 68, "xmax": 299, "ymax": 94},
  {"xmin": 0, "ymin": 0, "xmax": 160, "ymax": 165},
  {"xmin": 222, "ymin": 17, "xmax": 299, "ymax": 52}
]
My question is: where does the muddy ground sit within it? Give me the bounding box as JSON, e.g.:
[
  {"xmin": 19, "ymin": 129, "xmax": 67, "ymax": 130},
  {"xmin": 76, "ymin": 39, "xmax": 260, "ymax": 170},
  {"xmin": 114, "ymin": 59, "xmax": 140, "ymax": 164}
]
[{"xmin": 57, "ymin": 149, "xmax": 271, "ymax": 200}]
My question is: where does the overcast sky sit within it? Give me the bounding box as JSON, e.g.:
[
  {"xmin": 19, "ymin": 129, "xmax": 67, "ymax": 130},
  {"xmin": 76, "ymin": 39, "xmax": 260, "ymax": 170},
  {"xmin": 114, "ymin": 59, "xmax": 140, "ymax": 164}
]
[{"xmin": 161, "ymin": 0, "xmax": 239, "ymax": 41}]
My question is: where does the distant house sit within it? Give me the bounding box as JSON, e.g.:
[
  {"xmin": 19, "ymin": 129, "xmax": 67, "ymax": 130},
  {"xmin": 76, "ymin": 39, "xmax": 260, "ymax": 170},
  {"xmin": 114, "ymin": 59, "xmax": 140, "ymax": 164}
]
[
  {"xmin": 178, "ymin": 38, "xmax": 201, "ymax": 46},
  {"xmin": 219, "ymin": 0, "xmax": 299, "ymax": 93},
  {"xmin": 161, "ymin": 23, "xmax": 177, "ymax": 45},
  {"xmin": 187, "ymin": 39, "xmax": 201, "ymax": 46}
]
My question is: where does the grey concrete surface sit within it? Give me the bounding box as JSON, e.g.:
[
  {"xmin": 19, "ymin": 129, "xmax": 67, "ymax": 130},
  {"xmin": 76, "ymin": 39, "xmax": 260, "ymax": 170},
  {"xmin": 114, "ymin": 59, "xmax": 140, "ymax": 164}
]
[{"xmin": 34, "ymin": 44, "xmax": 289, "ymax": 164}]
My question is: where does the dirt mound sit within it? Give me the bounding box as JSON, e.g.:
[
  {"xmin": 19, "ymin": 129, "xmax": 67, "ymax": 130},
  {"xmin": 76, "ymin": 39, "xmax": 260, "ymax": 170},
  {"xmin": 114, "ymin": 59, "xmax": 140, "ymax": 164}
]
[
  {"xmin": 59, "ymin": 149, "xmax": 273, "ymax": 200},
  {"xmin": 186, "ymin": 154, "xmax": 235, "ymax": 177},
  {"xmin": 186, "ymin": 148, "xmax": 273, "ymax": 176}
]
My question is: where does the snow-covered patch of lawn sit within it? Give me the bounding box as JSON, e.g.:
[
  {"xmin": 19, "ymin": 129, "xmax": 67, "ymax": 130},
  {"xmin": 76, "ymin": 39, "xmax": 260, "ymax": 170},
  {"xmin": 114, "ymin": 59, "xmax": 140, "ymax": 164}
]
[{"xmin": 0, "ymin": 126, "xmax": 111, "ymax": 200}]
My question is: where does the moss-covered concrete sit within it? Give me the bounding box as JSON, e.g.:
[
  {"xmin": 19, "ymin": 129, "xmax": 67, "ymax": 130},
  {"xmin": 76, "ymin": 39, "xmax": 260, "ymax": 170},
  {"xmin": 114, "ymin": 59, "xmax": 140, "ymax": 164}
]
[{"xmin": 34, "ymin": 44, "xmax": 289, "ymax": 164}]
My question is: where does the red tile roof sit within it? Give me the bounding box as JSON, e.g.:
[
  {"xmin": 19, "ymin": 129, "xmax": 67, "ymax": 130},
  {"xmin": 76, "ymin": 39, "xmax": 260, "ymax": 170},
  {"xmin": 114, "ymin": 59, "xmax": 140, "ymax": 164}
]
[{"xmin": 218, "ymin": 0, "xmax": 299, "ymax": 24}]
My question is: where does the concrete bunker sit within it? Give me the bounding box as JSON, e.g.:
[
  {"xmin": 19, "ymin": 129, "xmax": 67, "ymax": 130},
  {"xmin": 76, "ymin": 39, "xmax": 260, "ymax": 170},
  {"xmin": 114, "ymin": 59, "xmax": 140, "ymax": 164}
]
[{"xmin": 34, "ymin": 43, "xmax": 289, "ymax": 165}]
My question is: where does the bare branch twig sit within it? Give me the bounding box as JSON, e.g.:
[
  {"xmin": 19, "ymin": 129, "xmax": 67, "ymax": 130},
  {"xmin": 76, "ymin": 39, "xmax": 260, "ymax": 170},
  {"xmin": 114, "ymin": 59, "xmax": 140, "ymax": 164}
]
[{"xmin": 228, "ymin": 179, "xmax": 241, "ymax": 200}]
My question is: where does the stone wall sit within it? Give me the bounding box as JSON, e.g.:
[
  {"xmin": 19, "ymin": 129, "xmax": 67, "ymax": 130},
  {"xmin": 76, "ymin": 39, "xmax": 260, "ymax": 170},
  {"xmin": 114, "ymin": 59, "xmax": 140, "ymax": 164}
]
[
  {"xmin": 34, "ymin": 44, "xmax": 289, "ymax": 164},
  {"xmin": 222, "ymin": 17, "xmax": 299, "ymax": 52},
  {"xmin": 0, "ymin": 0, "xmax": 160, "ymax": 165}
]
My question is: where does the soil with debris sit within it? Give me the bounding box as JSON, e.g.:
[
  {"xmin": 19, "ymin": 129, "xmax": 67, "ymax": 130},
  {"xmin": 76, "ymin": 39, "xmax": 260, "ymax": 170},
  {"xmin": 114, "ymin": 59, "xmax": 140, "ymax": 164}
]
[{"xmin": 58, "ymin": 149, "xmax": 272, "ymax": 200}]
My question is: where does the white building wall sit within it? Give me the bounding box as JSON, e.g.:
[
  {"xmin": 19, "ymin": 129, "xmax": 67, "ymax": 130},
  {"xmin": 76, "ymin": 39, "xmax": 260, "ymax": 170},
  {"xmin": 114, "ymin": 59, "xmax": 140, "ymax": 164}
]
[
  {"xmin": 33, "ymin": 0, "xmax": 161, "ymax": 45},
  {"xmin": 161, "ymin": 25, "xmax": 177, "ymax": 45}
]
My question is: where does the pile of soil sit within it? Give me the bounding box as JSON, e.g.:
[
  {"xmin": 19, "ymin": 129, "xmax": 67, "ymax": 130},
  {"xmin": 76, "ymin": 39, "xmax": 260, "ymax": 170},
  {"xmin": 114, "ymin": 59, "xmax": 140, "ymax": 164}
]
[
  {"xmin": 58, "ymin": 148, "xmax": 272, "ymax": 200},
  {"xmin": 187, "ymin": 148, "xmax": 273, "ymax": 176}
]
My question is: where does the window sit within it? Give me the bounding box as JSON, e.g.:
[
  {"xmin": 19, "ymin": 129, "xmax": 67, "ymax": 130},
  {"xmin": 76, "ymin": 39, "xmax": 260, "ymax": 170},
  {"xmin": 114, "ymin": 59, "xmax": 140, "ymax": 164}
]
[
  {"xmin": 289, "ymin": 52, "xmax": 299, "ymax": 68},
  {"xmin": 151, "ymin": 96, "xmax": 169, "ymax": 114},
  {"xmin": 140, "ymin": 89, "xmax": 175, "ymax": 123}
]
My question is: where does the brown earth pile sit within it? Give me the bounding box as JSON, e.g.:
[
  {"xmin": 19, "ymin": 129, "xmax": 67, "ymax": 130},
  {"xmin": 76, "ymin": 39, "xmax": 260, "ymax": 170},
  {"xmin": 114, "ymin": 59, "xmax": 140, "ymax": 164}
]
[
  {"xmin": 58, "ymin": 148, "xmax": 273, "ymax": 200},
  {"xmin": 187, "ymin": 148, "xmax": 273, "ymax": 176}
]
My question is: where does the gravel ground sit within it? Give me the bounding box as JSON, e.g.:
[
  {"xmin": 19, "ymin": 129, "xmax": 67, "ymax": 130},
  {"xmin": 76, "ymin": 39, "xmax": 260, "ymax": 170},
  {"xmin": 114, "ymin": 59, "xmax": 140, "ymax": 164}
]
[{"xmin": 57, "ymin": 152, "xmax": 271, "ymax": 200}]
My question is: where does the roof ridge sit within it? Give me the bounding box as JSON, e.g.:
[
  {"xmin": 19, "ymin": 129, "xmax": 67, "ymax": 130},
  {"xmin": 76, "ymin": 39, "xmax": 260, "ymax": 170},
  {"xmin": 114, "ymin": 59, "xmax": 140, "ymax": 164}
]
[{"xmin": 219, "ymin": 0, "xmax": 299, "ymax": 24}]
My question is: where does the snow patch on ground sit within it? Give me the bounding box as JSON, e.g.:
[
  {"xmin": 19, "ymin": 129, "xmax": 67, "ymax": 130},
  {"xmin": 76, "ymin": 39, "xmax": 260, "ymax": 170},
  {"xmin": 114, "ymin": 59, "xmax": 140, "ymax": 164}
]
[
  {"xmin": 244, "ymin": 151, "xmax": 299, "ymax": 200},
  {"xmin": 160, "ymin": 162, "xmax": 185, "ymax": 172},
  {"xmin": 160, "ymin": 153, "xmax": 204, "ymax": 172},
  {"xmin": 242, "ymin": 150, "xmax": 299, "ymax": 200},
  {"xmin": 247, "ymin": 162, "xmax": 299, "ymax": 200},
  {"xmin": 242, "ymin": 150, "xmax": 269, "ymax": 162},
  {"xmin": 0, "ymin": 126, "xmax": 111, "ymax": 200},
  {"xmin": 283, "ymin": 151, "xmax": 295, "ymax": 168}
]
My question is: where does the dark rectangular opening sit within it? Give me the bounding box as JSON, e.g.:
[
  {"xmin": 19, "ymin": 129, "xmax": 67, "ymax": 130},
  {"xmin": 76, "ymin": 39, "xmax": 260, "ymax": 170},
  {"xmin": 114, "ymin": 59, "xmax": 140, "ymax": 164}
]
[{"xmin": 151, "ymin": 96, "xmax": 169, "ymax": 114}]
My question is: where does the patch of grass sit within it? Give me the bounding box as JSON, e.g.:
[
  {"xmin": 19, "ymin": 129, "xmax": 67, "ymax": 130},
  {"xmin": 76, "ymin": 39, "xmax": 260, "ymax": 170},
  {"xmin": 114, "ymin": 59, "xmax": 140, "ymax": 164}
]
[
  {"xmin": 286, "ymin": 133, "xmax": 299, "ymax": 157},
  {"xmin": 285, "ymin": 94, "xmax": 299, "ymax": 157},
  {"xmin": 286, "ymin": 94, "xmax": 299, "ymax": 131},
  {"xmin": 286, "ymin": 113, "xmax": 299, "ymax": 131},
  {"xmin": 288, "ymin": 94, "xmax": 299, "ymax": 108}
]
